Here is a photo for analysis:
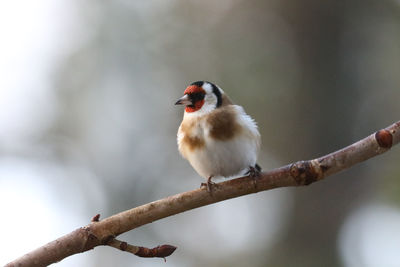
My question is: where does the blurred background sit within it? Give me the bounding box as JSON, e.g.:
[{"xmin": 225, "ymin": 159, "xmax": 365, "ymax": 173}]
[{"xmin": 1, "ymin": 0, "xmax": 400, "ymax": 266}]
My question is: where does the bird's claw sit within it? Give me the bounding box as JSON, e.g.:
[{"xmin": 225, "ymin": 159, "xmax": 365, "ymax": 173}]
[
  {"xmin": 246, "ymin": 166, "xmax": 261, "ymax": 188},
  {"xmin": 246, "ymin": 166, "xmax": 261, "ymax": 178},
  {"xmin": 200, "ymin": 176, "xmax": 216, "ymax": 193}
]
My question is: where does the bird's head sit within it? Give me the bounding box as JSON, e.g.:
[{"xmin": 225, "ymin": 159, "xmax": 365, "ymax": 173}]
[{"xmin": 175, "ymin": 81, "xmax": 224, "ymax": 114}]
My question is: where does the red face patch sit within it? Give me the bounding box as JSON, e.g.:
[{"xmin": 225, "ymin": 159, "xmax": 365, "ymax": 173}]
[
  {"xmin": 184, "ymin": 85, "xmax": 206, "ymax": 95},
  {"xmin": 185, "ymin": 99, "xmax": 205, "ymax": 113},
  {"xmin": 184, "ymin": 85, "xmax": 206, "ymax": 113}
]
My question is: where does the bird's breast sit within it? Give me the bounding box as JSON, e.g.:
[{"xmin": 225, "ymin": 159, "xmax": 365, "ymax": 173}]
[{"xmin": 178, "ymin": 118, "xmax": 205, "ymax": 158}]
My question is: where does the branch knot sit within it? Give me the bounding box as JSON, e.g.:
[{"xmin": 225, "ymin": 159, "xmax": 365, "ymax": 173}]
[{"xmin": 290, "ymin": 160, "xmax": 323, "ymax": 185}]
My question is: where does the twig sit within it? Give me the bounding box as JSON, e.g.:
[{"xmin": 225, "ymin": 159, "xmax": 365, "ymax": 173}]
[
  {"xmin": 6, "ymin": 120, "xmax": 400, "ymax": 267},
  {"xmin": 107, "ymin": 238, "xmax": 176, "ymax": 262},
  {"xmin": 93, "ymin": 214, "xmax": 177, "ymax": 260}
]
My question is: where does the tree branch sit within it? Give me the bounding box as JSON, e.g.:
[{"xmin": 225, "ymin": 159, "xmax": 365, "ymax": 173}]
[{"xmin": 6, "ymin": 121, "xmax": 400, "ymax": 267}]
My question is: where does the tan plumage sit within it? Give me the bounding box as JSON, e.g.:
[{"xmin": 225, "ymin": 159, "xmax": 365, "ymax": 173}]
[{"xmin": 175, "ymin": 81, "xmax": 261, "ymax": 189}]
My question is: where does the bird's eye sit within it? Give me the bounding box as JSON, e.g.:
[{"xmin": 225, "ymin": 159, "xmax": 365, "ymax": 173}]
[{"xmin": 189, "ymin": 92, "xmax": 205, "ymax": 103}]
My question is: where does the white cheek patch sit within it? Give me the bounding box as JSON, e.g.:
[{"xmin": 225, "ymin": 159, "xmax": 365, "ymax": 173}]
[
  {"xmin": 202, "ymin": 82, "xmax": 213, "ymax": 93},
  {"xmin": 203, "ymin": 82, "xmax": 218, "ymax": 110},
  {"xmin": 204, "ymin": 93, "xmax": 217, "ymax": 108}
]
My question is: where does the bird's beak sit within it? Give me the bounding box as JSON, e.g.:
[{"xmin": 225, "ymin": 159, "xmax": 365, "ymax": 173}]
[{"xmin": 175, "ymin": 94, "xmax": 192, "ymax": 105}]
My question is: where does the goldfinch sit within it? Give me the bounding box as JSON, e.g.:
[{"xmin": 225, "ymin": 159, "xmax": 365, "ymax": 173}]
[{"xmin": 175, "ymin": 81, "xmax": 261, "ymax": 191}]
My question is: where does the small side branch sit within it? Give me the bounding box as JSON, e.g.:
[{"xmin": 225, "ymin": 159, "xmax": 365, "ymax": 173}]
[
  {"xmin": 107, "ymin": 239, "xmax": 176, "ymax": 261},
  {"xmin": 6, "ymin": 120, "xmax": 400, "ymax": 267}
]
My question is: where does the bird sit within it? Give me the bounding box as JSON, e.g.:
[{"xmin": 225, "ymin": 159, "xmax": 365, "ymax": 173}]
[{"xmin": 175, "ymin": 81, "xmax": 261, "ymax": 191}]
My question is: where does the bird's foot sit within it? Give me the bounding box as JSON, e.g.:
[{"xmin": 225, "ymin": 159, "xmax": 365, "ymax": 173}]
[
  {"xmin": 200, "ymin": 176, "xmax": 216, "ymax": 193},
  {"xmin": 246, "ymin": 165, "xmax": 261, "ymax": 178},
  {"xmin": 246, "ymin": 165, "xmax": 261, "ymax": 188}
]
